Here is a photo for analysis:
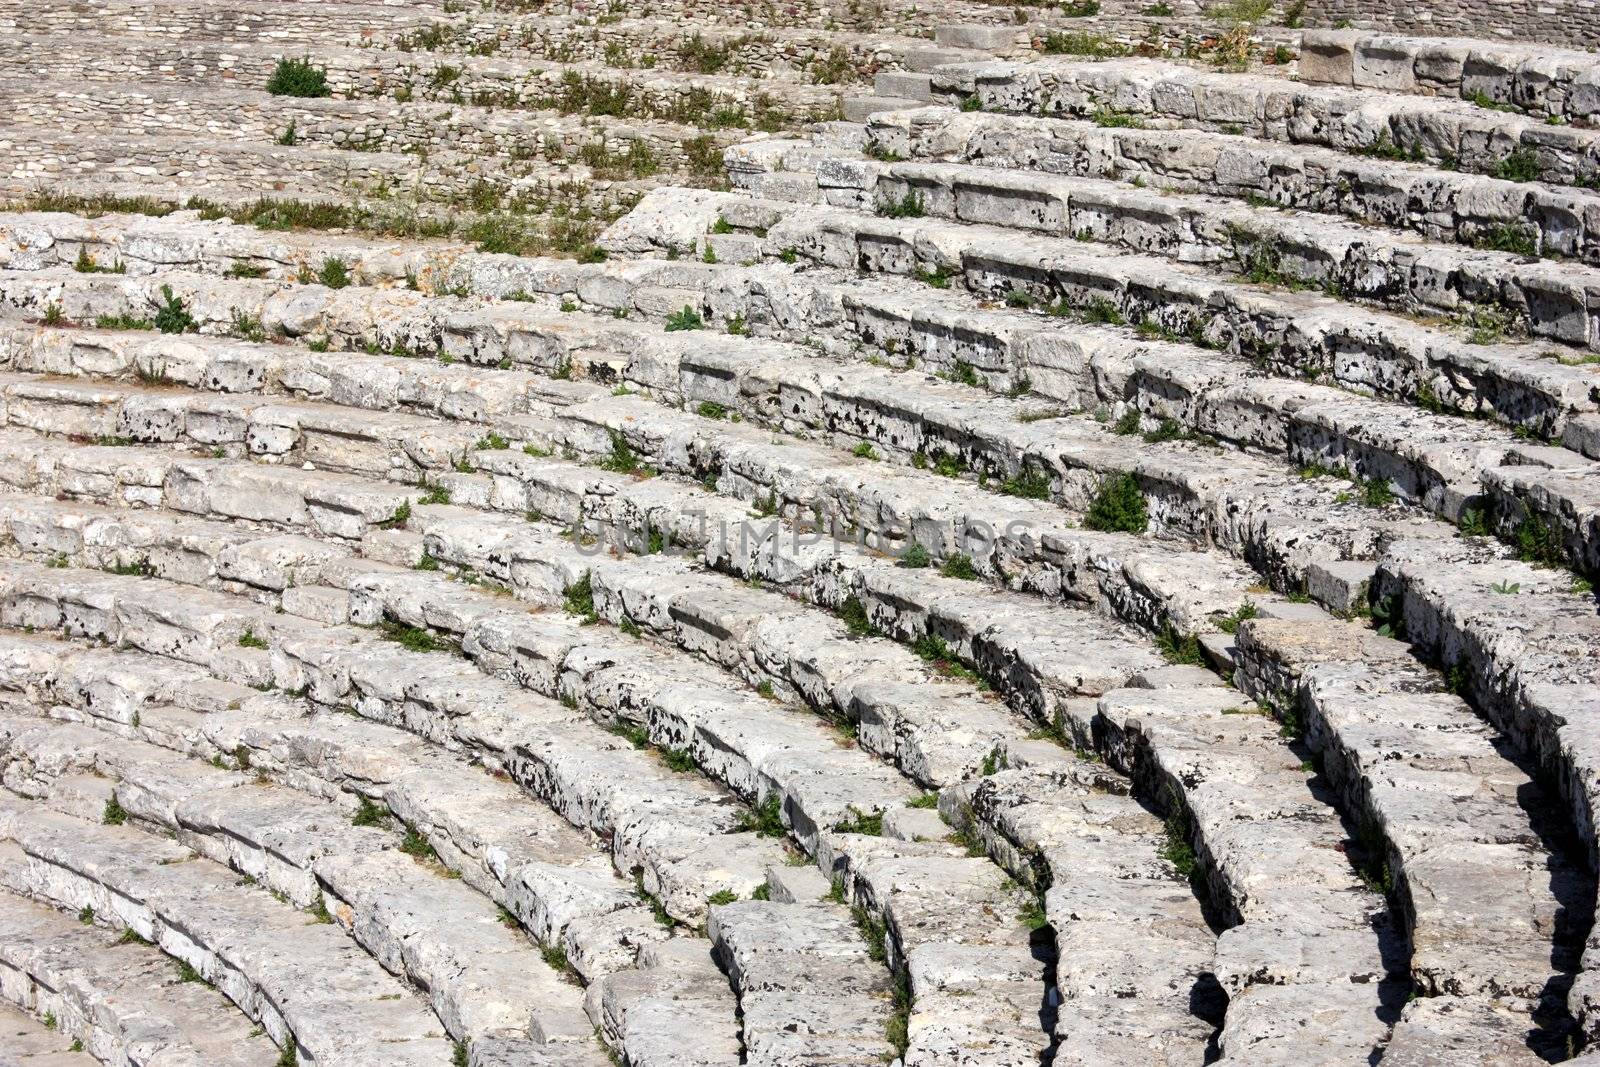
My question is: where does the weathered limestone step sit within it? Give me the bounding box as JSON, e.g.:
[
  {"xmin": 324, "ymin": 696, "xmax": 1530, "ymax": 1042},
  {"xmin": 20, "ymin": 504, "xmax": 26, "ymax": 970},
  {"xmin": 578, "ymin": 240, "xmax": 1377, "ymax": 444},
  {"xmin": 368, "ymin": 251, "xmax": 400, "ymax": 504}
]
[
  {"xmin": 588, "ymin": 937, "xmax": 743, "ymax": 1067},
  {"xmin": 0, "ymin": 631, "xmax": 658, "ymax": 986},
  {"xmin": 0, "ymin": 708, "xmax": 602, "ymax": 1056},
  {"xmin": 1369, "ymin": 538, "xmax": 1600, "ymax": 1040},
  {"xmin": 929, "ymin": 55, "xmax": 1600, "ymax": 187},
  {"xmin": 819, "ymin": 832, "xmax": 1052, "ymax": 1066},
  {"xmin": 0, "ymin": 887, "xmax": 277, "ymax": 1067},
  {"xmin": 10, "ymin": 207, "xmax": 1597, "ymax": 463},
  {"xmin": 1088, "ymin": 682, "xmax": 1411, "ymax": 1063},
  {"xmin": 1298, "ymin": 29, "xmax": 1600, "ymax": 124},
  {"xmin": 0, "ymin": 794, "xmax": 456, "ymax": 1065},
  {"xmin": 613, "ymin": 185, "xmax": 1600, "ymax": 437},
  {"xmin": 0, "ymin": 997, "xmax": 98, "ymax": 1065},
  {"xmin": 707, "ymin": 900, "xmax": 898, "ymax": 1066},
  {"xmin": 0, "ymin": 78, "xmax": 743, "ymax": 174},
  {"xmin": 0, "ymin": 131, "xmax": 609, "ymax": 217},
  {"xmin": 0, "ymin": 34, "xmax": 844, "ymax": 128},
  {"xmin": 0, "ymin": 560, "xmax": 787, "ymax": 926},
  {"xmin": 0, "ymin": 541, "xmax": 1058, "ymax": 1060},
  {"xmin": 1235, "ymin": 612, "xmax": 1587, "ymax": 1054},
  {"xmin": 735, "ymin": 136, "xmax": 1600, "ymax": 349},
  {"xmin": 0, "ymin": 627, "xmax": 748, "ymax": 1067},
  {"xmin": 852, "ymin": 105, "xmax": 1600, "ymax": 266},
  {"xmin": 0, "ymin": 269, "xmax": 1499, "ymax": 601},
  {"xmin": 950, "ymin": 750, "xmax": 1220, "ymax": 1064}
]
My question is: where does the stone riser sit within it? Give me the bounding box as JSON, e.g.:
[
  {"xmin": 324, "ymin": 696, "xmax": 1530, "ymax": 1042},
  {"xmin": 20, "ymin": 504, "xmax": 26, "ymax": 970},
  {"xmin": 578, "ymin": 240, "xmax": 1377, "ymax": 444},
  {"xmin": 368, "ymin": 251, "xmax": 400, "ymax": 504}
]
[
  {"xmin": 0, "ymin": 35, "xmax": 844, "ymax": 129},
  {"xmin": 0, "ymin": 705, "xmax": 599, "ymax": 1055},
  {"xmin": 0, "ymin": 80, "xmax": 742, "ymax": 174},
  {"xmin": 856, "ymin": 107, "xmax": 1600, "ymax": 267},
  {"xmin": 756, "ymin": 146, "xmax": 1600, "ymax": 358},
  {"xmin": 929, "ymin": 57, "xmax": 1600, "ymax": 189},
  {"xmin": 0, "ymin": 794, "xmax": 456, "ymax": 1066},
  {"xmin": 0, "ymin": 887, "xmax": 279, "ymax": 1067}
]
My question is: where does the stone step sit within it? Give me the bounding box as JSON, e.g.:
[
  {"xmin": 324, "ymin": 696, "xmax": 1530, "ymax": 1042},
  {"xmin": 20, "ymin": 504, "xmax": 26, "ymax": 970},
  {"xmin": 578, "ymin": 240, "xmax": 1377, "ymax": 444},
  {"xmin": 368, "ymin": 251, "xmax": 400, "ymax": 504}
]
[
  {"xmin": 588, "ymin": 937, "xmax": 743, "ymax": 1067},
  {"xmin": 0, "ymin": 130, "xmax": 644, "ymax": 220},
  {"xmin": 0, "ymin": 586, "xmax": 1050, "ymax": 1064},
  {"xmin": 1369, "ymin": 538, "xmax": 1600, "ymax": 1042},
  {"xmin": 0, "ymin": 795, "xmax": 457, "ymax": 1065},
  {"xmin": 873, "ymin": 70, "xmax": 937, "ymax": 102},
  {"xmin": 0, "ymin": 560, "xmax": 788, "ymax": 923},
  {"xmin": 740, "ymin": 136, "xmax": 1600, "ymax": 352},
  {"xmin": 0, "ymin": 630, "xmax": 660, "ymax": 985},
  {"xmin": 0, "ymin": 34, "xmax": 844, "ymax": 129},
  {"xmin": 1298, "ymin": 29, "xmax": 1600, "ymax": 124},
  {"xmin": 12, "ymin": 206, "xmax": 1597, "ymax": 467},
  {"xmin": 949, "ymin": 753, "xmax": 1221, "ymax": 1063},
  {"xmin": 842, "ymin": 95, "xmax": 925, "ymax": 123},
  {"xmin": 0, "ymin": 887, "xmax": 278, "ymax": 1066},
  {"xmin": 818, "ymin": 833, "xmax": 1052, "ymax": 1065},
  {"xmin": 0, "ymin": 77, "xmax": 743, "ymax": 172},
  {"xmin": 854, "ymin": 104, "xmax": 1600, "ymax": 267},
  {"xmin": 1235, "ymin": 613, "xmax": 1587, "ymax": 1055},
  {"xmin": 706, "ymin": 900, "xmax": 898, "ymax": 1066},
  {"xmin": 0, "ymin": 996, "xmax": 99, "ymax": 1065},
  {"xmin": 929, "ymin": 55, "xmax": 1600, "ymax": 189},
  {"xmin": 610, "ymin": 186, "xmax": 1600, "ymax": 447},
  {"xmin": 0, "ymin": 618, "xmax": 755, "ymax": 1065},
  {"xmin": 0, "ymin": 708, "xmax": 603, "ymax": 1056}
]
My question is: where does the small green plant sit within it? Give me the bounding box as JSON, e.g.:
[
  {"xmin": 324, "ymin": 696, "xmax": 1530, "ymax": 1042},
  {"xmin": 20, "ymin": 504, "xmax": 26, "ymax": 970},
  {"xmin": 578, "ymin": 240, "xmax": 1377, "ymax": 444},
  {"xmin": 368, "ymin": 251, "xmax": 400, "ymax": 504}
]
[
  {"xmin": 1092, "ymin": 108, "xmax": 1142, "ymax": 129},
  {"xmin": 563, "ymin": 574, "xmax": 598, "ymax": 622},
  {"xmin": 599, "ymin": 431, "xmax": 642, "ymax": 474},
  {"xmin": 419, "ymin": 484, "xmax": 451, "ymax": 505},
  {"xmin": 102, "ymin": 796, "xmax": 128, "ymax": 825},
  {"xmin": 735, "ymin": 793, "xmax": 785, "ymax": 836},
  {"xmin": 154, "ymin": 285, "xmax": 196, "ymax": 334},
  {"xmin": 939, "ymin": 554, "xmax": 978, "ymax": 581},
  {"xmin": 266, "ymin": 56, "xmax": 331, "ymax": 98},
  {"xmin": 958, "ymin": 93, "xmax": 983, "ymax": 112},
  {"xmin": 877, "ymin": 190, "xmax": 926, "ymax": 219},
  {"xmin": 834, "ymin": 806, "xmax": 884, "ymax": 836},
  {"xmin": 697, "ymin": 401, "xmax": 729, "ymax": 420},
  {"xmin": 277, "ymin": 121, "xmax": 298, "ymax": 146},
  {"xmin": 839, "ymin": 595, "xmax": 875, "ymax": 637},
  {"xmin": 79, "ymin": 904, "xmax": 95, "ymax": 924},
  {"xmin": 999, "ymin": 468, "xmax": 1051, "ymax": 500},
  {"xmin": 1493, "ymin": 147, "xmax": 1540, "ymax": 183},
  {"xmin": 1360, "ymin": 478, "xmax": 1395, "ymax": 508},
  {"xmin": 907, "ymin": 792, "xmax": 939, "ymax": 809},
  {"xmin": 899, "ymin": 543, "xmax": 932, "ymax": 569},
  {"xmin": 238, "ymin": 630, "xmax": 268, "ymax": 649},
  {"xmin": 1514, "ymin": 514, "xmax": 1565, "ymax": 568},
  {"xmin": 1083, "ymin": 473, "xmax": 1148, "ymax": 533},
  {"xmin": 400, "ymin": 825, "xmax": 439, "ymax": 861},
  {"xmin": 707, "ymin": 889, "xmax": 739, "ymax": 906},
  {"xmin": 317, "ymin": 258, "xmax": 352, "ymax": 289},
  {"xmin": 665, "ymin": 305, "xmax": 704, "ymax": 331},
  {"xmin": 852, "ymin": 442, "xmax": 879, "ymax": 461},
  {"xmin": 1490, "ymin": 579, "xmax": 1521, "ymax": 595},
  {"xmin": 1156, "ymin": 626, "xmax": 1203, "ymax": 666}
]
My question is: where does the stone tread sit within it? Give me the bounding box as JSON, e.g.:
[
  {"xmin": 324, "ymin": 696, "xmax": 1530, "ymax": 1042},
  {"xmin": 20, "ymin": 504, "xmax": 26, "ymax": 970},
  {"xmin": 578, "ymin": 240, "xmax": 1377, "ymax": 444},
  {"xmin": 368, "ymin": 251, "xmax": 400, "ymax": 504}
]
[
  {"xmin": 0, "ymin": 707, "xmax": 601, "ymax": 1054},
  {"xmin": 0, "ymin": 793, "xmax": 458, "ymax": 1066},
  {"xmin": 849, "ymin": 104, "xmax": 1600, "ymax": 266},
  {"xmin": 0, "ymin": 998, "xmax": 97, "ymax": 1066},
  {"xmin": 0, "ymin": 887, "xmax": 277, "ymax": 1067}
]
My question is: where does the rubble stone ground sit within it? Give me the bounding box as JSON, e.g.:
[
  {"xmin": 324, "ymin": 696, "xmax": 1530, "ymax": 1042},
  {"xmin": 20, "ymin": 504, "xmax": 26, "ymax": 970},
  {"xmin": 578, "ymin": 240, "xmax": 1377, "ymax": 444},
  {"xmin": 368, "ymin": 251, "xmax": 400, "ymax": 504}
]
[{"xmin": 0, "ymin": 0, "xmax": 1596, "ymax": 1064}]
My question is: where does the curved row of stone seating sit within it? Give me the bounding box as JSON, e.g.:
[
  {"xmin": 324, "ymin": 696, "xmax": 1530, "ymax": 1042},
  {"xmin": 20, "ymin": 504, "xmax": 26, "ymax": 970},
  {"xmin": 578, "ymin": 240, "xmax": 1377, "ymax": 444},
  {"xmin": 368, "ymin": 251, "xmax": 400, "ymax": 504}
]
[
  {"xmin": 0, "ymin": 35, "xmax": 848, "ymax": 128},
  {"xmin": 29, "ymin": 234, "xmax": 1593, "ymax": 604},
  {"xmin": 0, "ymin": 885, "xmax": 279, "ymax": 1067},
  {"xmin": 0, "ymin": 629, "xmax": 771, "ymax": 1066},
  {"xmin": 0, "ymin": 79, "xmax": 742, "ymax": 178},
  {"xmin": 0, "ymin": 319, "xmax": 1574, "ymax": 1062},
  {"xmin": 804, "ymin": 105, "xmax": 1600, "ymax": 268},
  {"xmin": 1298, "ymin": 28, "xmax": 1600, "ymax": 123},
  {"xmin": 0, "ymin": 703, "xmax": 606, "ymax": 1062},
  {"xmin": 923, "ymin": 56, "xmax": 1600, "ymax": 187},
  {"xmin": 0, "ymin": 787, "xmax": 458, "ymax": 1065}
]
